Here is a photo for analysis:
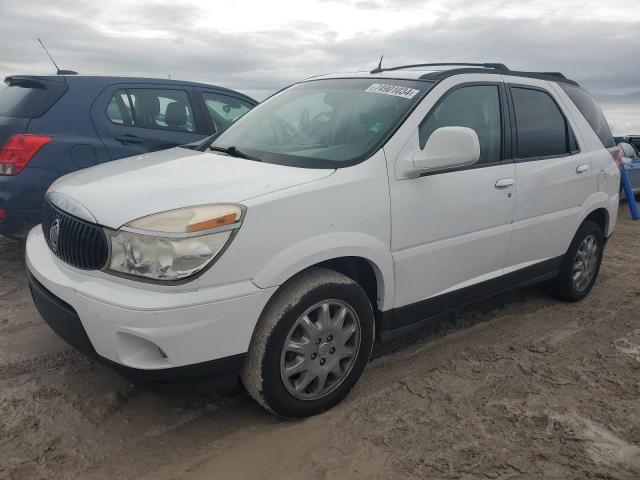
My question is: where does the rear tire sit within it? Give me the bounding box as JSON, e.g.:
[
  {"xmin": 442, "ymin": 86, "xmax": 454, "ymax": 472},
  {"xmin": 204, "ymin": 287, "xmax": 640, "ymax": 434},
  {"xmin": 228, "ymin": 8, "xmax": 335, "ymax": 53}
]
[
  {"xmin": 241, "ymin": 267, "xmax": 375, "ymax": 418},
  {"xmin": 548, "ymin": 220, "xmax": 604, "ymax": 302}
]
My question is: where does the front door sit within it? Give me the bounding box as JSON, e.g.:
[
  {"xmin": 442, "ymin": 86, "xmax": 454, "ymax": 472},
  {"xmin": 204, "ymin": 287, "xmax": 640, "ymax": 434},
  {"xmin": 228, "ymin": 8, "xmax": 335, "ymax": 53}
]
[
  {"xmin": 91, "ymin": 84, "xmax": 206, "ymax": 161},
  {"xmin": 388, "ymin": 81, "xmax": 515, "ymax": 329}
]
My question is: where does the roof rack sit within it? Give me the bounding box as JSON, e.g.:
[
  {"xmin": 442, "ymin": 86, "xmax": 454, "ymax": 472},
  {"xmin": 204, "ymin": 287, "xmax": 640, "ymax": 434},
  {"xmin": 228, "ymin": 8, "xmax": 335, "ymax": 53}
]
[
  {"xmin": 368, "ymin": 61, "xmax": 579, "ymax": 86},
  {"xmin": 539, "ymin": 72, "xmax": 567, "ymax": 79},
  {"xmin": 417, "ymin": 67, "xmax": 579, "ymax": 87},
  {"xmin": 370, "ymin": 62, "xmax": 508, "ymax": 74}
]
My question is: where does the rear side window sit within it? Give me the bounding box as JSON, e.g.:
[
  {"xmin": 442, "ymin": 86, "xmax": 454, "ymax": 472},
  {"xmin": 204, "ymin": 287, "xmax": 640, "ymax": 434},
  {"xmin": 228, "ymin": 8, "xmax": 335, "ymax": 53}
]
[
  {"xmin": 202, "ymin": 92, "xmax": 253, "ymax": 133},
  {"xmin": 560, "ymin": 84, "xmax": 615, "ymax": 148},
  {"xmin": 511, "ymin": 87, "xmax": 570, "ymax": 159},
  {"xmin": 106, "ymin": 88, "xmax": 196, "ymax": 133},
  {"xmin": 419, "ymin": 85, "xmax": 502, "ymax": 164},
  {"xmin": 0, "ymin": 80, "xmax": 66, "ymax": 118}
]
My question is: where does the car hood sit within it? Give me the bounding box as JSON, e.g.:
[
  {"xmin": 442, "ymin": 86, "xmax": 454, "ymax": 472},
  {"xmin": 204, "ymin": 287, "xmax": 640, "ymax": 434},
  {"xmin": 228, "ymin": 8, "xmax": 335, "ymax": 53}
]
[{"xmin": 50, "ymin": 147, "xmax": 334, "ymax": 229}]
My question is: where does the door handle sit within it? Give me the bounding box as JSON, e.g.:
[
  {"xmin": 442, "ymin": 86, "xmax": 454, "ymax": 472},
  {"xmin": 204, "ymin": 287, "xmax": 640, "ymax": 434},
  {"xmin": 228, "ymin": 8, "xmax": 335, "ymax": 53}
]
[
  {"xmin": 576, "ymin": 164, "xmax": 590, "ymax": 174},
  {"xmin": 115, "ymin": 134, "xmax": 143, "ymax": 145},
  {"xmin": 495, "ymin": 178, "xmax": 515, "ymax": 188}
]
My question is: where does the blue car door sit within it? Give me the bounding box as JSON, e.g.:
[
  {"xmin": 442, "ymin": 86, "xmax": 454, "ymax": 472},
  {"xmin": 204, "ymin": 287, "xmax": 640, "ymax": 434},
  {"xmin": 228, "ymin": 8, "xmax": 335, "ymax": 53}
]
[{"xmin": 90, "ymin": 83, "xmax": 207, "ymax": 161}]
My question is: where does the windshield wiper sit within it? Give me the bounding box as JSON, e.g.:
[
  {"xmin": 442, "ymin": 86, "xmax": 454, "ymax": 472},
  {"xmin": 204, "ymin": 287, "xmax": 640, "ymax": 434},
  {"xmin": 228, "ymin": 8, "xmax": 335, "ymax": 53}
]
[
  {"xmin": 209, "ymin": 145, "xmax": 261, "ymax": 161},
  {"xmin": 180, "ymin": 143, "xmax": 199, "ymax": 150}
]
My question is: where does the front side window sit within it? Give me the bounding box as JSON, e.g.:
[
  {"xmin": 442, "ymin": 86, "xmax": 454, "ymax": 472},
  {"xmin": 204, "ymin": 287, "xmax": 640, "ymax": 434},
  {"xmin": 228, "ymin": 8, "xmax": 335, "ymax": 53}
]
[
  {"xmin": 106, "ymin": 88, "xmax": 196, "ymax": 133},
  {"xmin": 511, "ymin": 87, "xmax": 569, "ymax": 159},
  {"xmin": 208, "ymin": 78, "xmax": 431, "ymax": 168},
  {"xmin": 419, "ymin": 85, "xmax": 502, "ymax": 164},
  {"xmin": 202, "ymin": 92, "xmax": 253, "ymax": 133}
]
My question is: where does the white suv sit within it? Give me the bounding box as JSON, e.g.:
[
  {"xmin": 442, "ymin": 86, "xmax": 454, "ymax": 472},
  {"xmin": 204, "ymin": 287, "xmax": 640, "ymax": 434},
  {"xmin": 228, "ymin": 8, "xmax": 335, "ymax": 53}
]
[{"xmin": 26, "ymin": 63, "xmax": 621, "ymax": 418}]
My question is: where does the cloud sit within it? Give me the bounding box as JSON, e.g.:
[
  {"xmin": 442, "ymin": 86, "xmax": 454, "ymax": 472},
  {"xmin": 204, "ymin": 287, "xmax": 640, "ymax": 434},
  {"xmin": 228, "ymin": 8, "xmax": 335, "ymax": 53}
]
[
  {"xmin": 320, "ymin": 0, "xmax": 434, "ymax": 10},
  {"xmin": 598, "ymin": 91, "xmax": 640, "ymax": 135},
  {"xmin": 1, "ymin": 0, "xmax": 638, "ymax": 133}
]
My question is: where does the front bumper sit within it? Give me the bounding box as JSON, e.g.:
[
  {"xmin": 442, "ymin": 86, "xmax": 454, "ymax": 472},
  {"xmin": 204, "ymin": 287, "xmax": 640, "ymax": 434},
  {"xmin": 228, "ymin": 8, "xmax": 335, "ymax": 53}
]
[
  {"xmin": 26, "ymin": 225, "xmax": 277, "ymax": 386},
  {"xmin": 28, "ymin": 270, "xmax": 247, "ymax": 386}
]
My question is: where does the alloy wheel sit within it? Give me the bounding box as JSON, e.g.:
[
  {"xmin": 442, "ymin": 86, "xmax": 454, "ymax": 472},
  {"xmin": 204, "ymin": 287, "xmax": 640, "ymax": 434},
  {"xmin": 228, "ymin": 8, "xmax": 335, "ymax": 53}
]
[
  {"xmin": 280, "ymin": 299, "xmax": 361, "ymax": 400},
  {"xmin": 572, "ymin": 234, "xmax": 599, "ymax": 292}
]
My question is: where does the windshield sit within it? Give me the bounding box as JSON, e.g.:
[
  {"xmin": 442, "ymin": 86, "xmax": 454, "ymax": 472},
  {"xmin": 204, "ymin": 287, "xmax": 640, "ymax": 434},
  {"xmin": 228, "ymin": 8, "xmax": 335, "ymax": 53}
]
[{"xmin": 206, "ymin": 78, "xmax": 432, "ymax": 168}]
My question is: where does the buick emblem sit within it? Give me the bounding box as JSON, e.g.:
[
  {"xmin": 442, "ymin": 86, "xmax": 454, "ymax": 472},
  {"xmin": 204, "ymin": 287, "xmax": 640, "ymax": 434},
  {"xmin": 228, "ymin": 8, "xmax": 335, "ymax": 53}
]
[
  {"xmin": 317, "ymin": 342, "xmax": 330, "ymax": 357},
  {"xmin": 49, "ymin": 218, "xmax": 60, "ymax": 252}
]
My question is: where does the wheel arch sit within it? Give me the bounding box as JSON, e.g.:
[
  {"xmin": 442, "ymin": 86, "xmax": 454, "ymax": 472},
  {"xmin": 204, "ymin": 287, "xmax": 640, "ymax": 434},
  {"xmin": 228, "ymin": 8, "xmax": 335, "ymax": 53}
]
[
  {"xmin": 252, "ymin": 233, "xmax": 394, "ymax": 311},
  {"xmin": 583, "ymin": 207, "xmax": 609, "ymax": 236},
  {"xmin": 578, "ymin": 191, "xmax": 615, "ymax": 239},
  {"xmin": 310, "ymin": 257, "xmax": 381, "ymax": 312}
]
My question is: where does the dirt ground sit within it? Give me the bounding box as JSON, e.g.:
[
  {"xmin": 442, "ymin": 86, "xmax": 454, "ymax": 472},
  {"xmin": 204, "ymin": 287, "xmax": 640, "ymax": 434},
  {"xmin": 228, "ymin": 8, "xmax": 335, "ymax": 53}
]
[{"xmin": 1, "ymin": 208, "xmax": 640, "ymax": 480}]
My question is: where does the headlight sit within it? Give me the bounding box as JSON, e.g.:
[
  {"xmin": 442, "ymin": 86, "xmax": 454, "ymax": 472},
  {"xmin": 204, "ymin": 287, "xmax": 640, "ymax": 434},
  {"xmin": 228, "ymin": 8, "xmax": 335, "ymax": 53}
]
[{"xmin": 106, "ymin": 204, "xmax": 243, "ymax": 281}]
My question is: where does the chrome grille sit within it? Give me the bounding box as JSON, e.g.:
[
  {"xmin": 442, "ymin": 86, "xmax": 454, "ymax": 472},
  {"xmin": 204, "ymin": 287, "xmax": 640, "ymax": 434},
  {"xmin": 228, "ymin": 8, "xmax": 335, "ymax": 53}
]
[{"xmin": 42, "ymin": 198, "xmax": 108, "ymax": 270}]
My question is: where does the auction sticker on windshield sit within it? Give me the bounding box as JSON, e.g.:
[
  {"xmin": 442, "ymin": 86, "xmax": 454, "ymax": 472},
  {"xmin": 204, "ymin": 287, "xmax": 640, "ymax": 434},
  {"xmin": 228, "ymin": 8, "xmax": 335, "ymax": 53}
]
[{"xmin": 365, "ymin": 83, "xmax": 420, "ymax": 99}]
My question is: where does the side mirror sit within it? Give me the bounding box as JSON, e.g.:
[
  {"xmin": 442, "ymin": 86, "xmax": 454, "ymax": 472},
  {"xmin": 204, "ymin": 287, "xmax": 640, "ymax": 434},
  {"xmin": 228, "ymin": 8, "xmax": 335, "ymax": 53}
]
[{"xmin": 412, "ymin": 126, "xmax": 480, "ymax": 171}]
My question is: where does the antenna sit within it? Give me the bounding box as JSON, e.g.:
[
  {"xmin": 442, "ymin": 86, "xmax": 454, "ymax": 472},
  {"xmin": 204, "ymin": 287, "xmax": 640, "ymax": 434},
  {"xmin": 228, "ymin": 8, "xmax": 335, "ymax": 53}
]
[
  {"xmin": 371, "ymin": 54, "xmax": 384, "ymax": 74},
  {"xmin": 37, "ymin": 37, "xmax": 78, "ymax": 75},
  {"xmin": 38, "ymin": 38, "xmax": 60, "ymax": 72}
]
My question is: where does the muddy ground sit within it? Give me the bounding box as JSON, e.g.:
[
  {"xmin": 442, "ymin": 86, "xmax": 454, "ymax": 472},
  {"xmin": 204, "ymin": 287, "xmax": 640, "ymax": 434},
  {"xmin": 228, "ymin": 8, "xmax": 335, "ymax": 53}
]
[{"xmin": 1, "ymin": 208, "xmax": 640, "ymax": 480}]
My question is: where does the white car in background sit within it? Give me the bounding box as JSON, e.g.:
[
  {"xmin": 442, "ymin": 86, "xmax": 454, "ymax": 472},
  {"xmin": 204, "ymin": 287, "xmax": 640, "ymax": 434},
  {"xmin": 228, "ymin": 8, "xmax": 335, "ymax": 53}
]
[{"xmin": 26, "ymin": 62, "xmax": 620, "ymax": 418}]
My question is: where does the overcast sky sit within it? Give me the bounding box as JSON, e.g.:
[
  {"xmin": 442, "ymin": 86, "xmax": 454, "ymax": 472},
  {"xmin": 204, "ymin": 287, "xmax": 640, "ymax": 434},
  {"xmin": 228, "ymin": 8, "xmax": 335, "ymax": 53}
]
[{"xmin": 1, "ymin": 0, "xmax": 638, "ymax": 134}]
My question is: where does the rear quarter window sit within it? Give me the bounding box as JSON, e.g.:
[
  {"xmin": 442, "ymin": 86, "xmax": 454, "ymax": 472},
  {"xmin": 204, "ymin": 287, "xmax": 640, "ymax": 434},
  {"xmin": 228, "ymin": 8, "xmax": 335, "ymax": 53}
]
[
  {"xmin": 0, "ymin": 79, "xmax": 67, "ymax": 118},
  {"xmin": 560, "ymin": 84, "xmax": 615, "ymax": 148}
]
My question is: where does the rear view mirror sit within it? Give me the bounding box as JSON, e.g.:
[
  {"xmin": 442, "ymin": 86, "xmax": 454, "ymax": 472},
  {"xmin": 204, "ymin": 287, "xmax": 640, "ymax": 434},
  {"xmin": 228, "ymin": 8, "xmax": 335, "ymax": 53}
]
[{"xmin": 412, "ymin": 126, "xmax": 480, "ymax": 171}]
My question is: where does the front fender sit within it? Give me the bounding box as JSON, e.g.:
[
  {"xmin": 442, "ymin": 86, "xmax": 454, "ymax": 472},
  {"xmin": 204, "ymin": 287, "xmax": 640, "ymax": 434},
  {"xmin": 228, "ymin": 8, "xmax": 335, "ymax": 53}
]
[{"xmin": 252, "ymin": 232, "xmax": 394, "ymax": 310}]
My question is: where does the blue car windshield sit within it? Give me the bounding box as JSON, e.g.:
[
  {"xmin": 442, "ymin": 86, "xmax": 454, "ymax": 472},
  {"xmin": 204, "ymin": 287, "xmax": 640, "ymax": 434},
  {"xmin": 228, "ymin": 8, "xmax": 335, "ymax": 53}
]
[{"xmin": 207, "ymin": 78, "xmax": 432, "ymax": 168}]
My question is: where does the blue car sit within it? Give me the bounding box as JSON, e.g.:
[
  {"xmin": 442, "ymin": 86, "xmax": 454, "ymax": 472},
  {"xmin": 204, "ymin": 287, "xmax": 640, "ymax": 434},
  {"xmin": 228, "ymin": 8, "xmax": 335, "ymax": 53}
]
[
  {"xmin": 0, "ymin": 74, "xmax": 257, "ymax": 237},
  {"xmin": 615, "ymin": 137, "xmax": 640, "ymax": 198}
]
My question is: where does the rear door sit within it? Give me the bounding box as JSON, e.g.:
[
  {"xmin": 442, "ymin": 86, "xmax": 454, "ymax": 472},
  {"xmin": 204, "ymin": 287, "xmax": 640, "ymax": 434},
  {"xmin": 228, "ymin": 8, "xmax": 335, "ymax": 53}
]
[
  {"xmin": 91, "ymin": 84, "xmax": 206, "ymax": 160},
  {"xmin": 504, "ymin": 79, "xmax": 593, "ymax": 274}
]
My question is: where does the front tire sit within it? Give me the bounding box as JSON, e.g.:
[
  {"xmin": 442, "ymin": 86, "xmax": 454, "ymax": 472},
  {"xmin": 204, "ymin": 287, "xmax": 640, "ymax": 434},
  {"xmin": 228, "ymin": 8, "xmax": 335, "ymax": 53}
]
[
  {"xmin": 548, "ymin": 220, "xmax": 604, "ymax": 302},
  {"xmin": 241, "ymin": 267, "xmax": 375, "ymax": 418}
]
